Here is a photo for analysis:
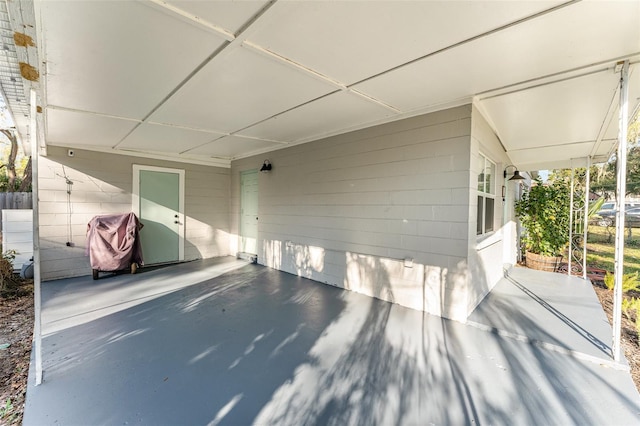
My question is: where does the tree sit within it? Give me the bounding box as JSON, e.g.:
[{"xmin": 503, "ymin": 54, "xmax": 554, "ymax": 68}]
[
  {"xmin": 0, "ymin": 101, "xmax": 31, "ymax": 192},
  {"xmin": 0, "ymin": 129, "xmax": 18, "ymax": 192},
  {"xmin": 18, "ymin": 156, "xmax": 31, "ymax": 192},
  {"xmin": 553, "ymin": 110, "xmax": 640, "ymax": 200}
]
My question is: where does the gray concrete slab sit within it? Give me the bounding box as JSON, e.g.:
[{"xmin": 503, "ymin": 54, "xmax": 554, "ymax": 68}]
[
  {"xmin": 24, "ymin": 258, "xmax": 640, "ymax": 425},
  {"xmin": 468, "ymin": 267, "xmax": 617, "ymax": 365}
]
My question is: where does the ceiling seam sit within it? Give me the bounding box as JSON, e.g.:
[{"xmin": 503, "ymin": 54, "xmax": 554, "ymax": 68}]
[
  {"xmin": 242, "ymin": 40, "xmax": 401, "ymax": 113},
  {"xmin": 47, "ymin": 141, "xmax": 231, "ymax": 168},
  {"xmin": 47, "ymin": 105, "xmax": 143, "ymax": 123},
  {"xmin": 477, "ymin": 55, "xmax": 640, "ymax": 101},
  {"xmin": 111, "ymin": 0, "xmax": 280, "ymax": 150},
  {"xmin": 178, "ymin": 90, "xmax": 341, "ymax": 156},
  {"xmin": 111, "ymin": 40, "xmax": 231, "ymax": 149},
  {"xmin": 145, "ymin": 0, "xmax": 235, "ymax": 41},
  {"xmin": 349, "ymin": 0, "xmax": 581, "ymax": 88},
  {"xmin": 509, "ymin": 139, "xmax": 600, "ymax": 153},
  {"xmin": 178, "ymin": 133, "xmax": 288, "ymax": 156}
]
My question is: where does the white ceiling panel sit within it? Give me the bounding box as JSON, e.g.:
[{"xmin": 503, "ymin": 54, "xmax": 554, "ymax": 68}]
[
  {"xmin": 480, "ymin": 71, "xmax": 620, "ymax": 151},
  {"xmin": 40, "ymin": 0, "xmax": 226, "ymax": 119},
  {"xmin": 355, "ymin": 1, "xmax": 640, "ymax": 113},
  {"xmin": 239, "ymin": 91, "xmax": 394, "ymax": 143},
  {"xmin": 163, "ymin": 0, "xmax": 270, "ymax": 35},
  {"xmin": 117, "ymin": 123, "xmax": 224, "ymax": 154},
  {"xmin": 16, "ymin": 0, "xmax": 640, "ymax": 168},
  {"xmin": 150, "ymin": 46, "xmax": 337, "ymax": 133},
  {"xmin": 46, "ymin": 109, "xmax": 139, "ymax": 149},
  {"xmin": 186, "ymin": 135, "xmax": 284, "ymax": 159},
  {"xmin": 248, "ymin": 1, "xmax": 563, "ymax": 86}
]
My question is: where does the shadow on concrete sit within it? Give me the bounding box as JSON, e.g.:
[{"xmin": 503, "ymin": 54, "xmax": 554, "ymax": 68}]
[{"xmin": 24, "ymin": 260, "xmax": 640, "ymax": 425}]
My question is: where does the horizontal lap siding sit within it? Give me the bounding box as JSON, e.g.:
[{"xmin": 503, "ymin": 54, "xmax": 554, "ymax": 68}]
[
  {"xmin": 468, "ymin": 105, "xmax": 515, "ymax": 313},
  {"xmin": 231, "ymin": 105, "xmax": 473, "ymax": 320},
  {"xmin": 38, "ymin": 147, "xmax": 230, "ymax": 280},
  {"xmin": 261, "ymin": 107, "xmax": 471, "ymax": 263},
  {"xmin": 2, "ymin": 209, "xmax": 33, "ymax": 270}
]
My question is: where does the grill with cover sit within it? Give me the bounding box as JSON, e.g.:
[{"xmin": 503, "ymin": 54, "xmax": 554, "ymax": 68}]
[{"xmin": 86, "ymin": 212, "xmax": 143, "ymax": 280}]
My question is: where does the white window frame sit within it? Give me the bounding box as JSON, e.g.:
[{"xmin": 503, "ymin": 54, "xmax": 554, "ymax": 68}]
[{"xmin": 477, "ymin": 154, "xmax": 496, "ymax": 236}]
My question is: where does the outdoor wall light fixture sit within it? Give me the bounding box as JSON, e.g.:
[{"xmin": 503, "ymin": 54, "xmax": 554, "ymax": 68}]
[
  {"xmin": 503, "ymin": 165, "xmax": 526, "ymax": 181},
  {"xmin": 503, "ymin": 165, "xmax": 525, "ymax": 201},
  {"xmin": 260, "ymin": 159, "xmax": 272, "ymax": 172}
]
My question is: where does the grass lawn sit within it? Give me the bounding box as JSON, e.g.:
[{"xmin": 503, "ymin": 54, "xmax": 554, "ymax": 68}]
[{"xmin": 587, "ymin": 225, "xmax": 640, "ymax": 274}]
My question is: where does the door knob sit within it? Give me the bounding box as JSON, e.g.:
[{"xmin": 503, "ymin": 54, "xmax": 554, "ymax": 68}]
[
  {"xmin": 174, "ymin": 221, "xmax": 180, "ymax": 224},
  {"xmin": 174, "ymin": 214, "xmax": 179, "ymax": 218}
]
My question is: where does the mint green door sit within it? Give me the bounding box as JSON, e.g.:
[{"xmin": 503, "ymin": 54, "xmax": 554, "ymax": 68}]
[{"xmin": 137, "ymin": 168, "xmax": 183, "ymax": 265}]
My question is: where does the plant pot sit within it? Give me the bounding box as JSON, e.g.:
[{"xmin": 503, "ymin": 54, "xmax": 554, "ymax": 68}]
[{"xmin": 525, "ymin": 251, "xmax": 562, "ymax": 272}]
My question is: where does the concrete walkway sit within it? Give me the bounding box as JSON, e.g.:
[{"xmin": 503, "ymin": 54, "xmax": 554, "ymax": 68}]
[{"xmin": 24, "ymin": 258, "xmax": 640, "ymax": 425}]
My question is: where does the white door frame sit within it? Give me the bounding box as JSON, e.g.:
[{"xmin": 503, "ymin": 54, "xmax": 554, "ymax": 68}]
[{"xmin": 132, "ymin": 164, "xmax": 185, "ymax": 262}]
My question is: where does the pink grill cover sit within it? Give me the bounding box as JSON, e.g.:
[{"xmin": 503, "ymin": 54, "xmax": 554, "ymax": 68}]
[{"xmin": 86, "ymin": 212, "xmax": 143, "ymax": 271}]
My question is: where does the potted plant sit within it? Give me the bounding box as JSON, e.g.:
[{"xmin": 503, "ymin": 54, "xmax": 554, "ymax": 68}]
[{"xmin": 514, "ymin": 177, "xmax": 570, "ymax": 272}]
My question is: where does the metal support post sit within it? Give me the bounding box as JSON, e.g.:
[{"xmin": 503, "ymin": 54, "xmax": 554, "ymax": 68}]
[
  {"xmin": 568, "ymin": 168, "xmax": 575, "ymax": 275},
  {"xmin": 30, "ymin": 88, "xmax": 43, "ymax": 384},
  {"xmin": 613, "ymin": 60, "xmax": 629, "ymax": 362},
  {"xmin": 583, "ymin": 157, "xmax": 591, "ymax": 280}
]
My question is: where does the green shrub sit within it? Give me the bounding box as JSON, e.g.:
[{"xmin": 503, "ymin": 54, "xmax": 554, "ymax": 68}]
[
  {"xmin": 621, "ymin": 297, "xmax": 640, "ymax": 336},
  {"xmin": 515, "ymin": 177, "xmax": 571, "ymax": 256},
  {"xmin": 604, "ymin": 271, "xmax": 640, "ymax": 293}
]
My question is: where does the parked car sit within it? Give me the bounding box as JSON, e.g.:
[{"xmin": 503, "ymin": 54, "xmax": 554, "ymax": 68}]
[
  {"xmin": 626, "ymin": 207, "xmax": 640, "ymax": 228},
  {"xmin": 596, "ymin": 205, "xmax": 640, "ymax": 227},
  {"xmin": 596, "ymin": 202, "xmax": 638, "ymax": 217}
]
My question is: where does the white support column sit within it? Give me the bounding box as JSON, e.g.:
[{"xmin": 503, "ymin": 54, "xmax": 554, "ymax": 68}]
[
  {"xmin": 568, "ymin": 168, "xmax": 575, "ymax": 275},
  {"xmin": 583, "ymin": 157, "xmax": 591, "ymax": 280},
  {"xmin": 613, "ymin": 60, "xmax": 629, "ymax": 362},
  {"xmin": 30, "ymin": 88, "xmax": 43, "ymax": 384}
]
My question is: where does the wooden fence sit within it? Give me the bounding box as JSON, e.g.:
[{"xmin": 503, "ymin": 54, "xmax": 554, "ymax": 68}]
[{"xmin": 0, "ymin": 192, "xmax": 32, "ymax": 210}]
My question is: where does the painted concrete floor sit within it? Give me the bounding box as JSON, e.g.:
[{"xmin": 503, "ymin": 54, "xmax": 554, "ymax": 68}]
[{"xmin": 24, "ymin": 257, "xmax": 640, "ymax": 425}]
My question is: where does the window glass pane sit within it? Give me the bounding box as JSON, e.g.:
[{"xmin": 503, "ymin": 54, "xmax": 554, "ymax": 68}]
[
  {"xmin": 485, "ymin": 197, "xmax": 494, "ymax": 233},
  {"xmin": 485, "ymin": 160, "xmax": 495, "ymax": 194},
  {"xmin": 477, "ymin": 195, "xmax": 483, "ymax": 235},
  {"xmin": 477, "ymin": 155, "xmax": 485, "ymax": 192}
]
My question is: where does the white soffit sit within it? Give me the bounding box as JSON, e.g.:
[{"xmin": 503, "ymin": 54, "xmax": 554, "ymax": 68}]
[
  {"xmin": 117, "ymin": 123, "xmax": 224, "ymax": 154},
  {"xmin": 149, "ymin": 45, "xmax": 337, "ymax": 133},
  {"xmin": 239, "ymin": 91, "xmax": 394, "ymax": 143},
  {"xmin": 40, "ymin": 0, "xmax": 226, "ymax": 119},
  {"xmin": 28, "ymin": 0, "xmax": 640, "ymax": 168},
  {"xmin": 481, "ymin": 71, "xmax": 620, "ymax": 150},
  {"xmin": 508, "ymin": 141, "xmax": 596, "ymax": 171},
  {"xmin": 185, "ymin": 135, "xmax": 284, "ymax": 159},
  {"xmin": 46, "ymin": 108, "xmax": 139, "ymax": 149},
  {"xmin": 355, "ymin": 1, "xmax": 640, "ymax": 113},
  {"xmin": 480, "ymin": 62, "xmax": 640, "ymax": 170},
  {"xmin": 248, "ymin": 1, "xmax": 563, "ymax": 86}
]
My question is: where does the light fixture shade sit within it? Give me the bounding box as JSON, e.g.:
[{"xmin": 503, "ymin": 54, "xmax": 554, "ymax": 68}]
[
  {"xmin": 509, "ymin": 170, "xmax": 526, "ymax": 181},
  {"xmin": 260, "ymin": 160, "xmax": 272, "ymax": 172}
]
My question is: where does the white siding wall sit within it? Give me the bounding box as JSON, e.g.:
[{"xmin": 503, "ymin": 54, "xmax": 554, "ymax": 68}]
[
  {"xmin": 38, "ymin": 146, "xmax": 230, "ymax": 280},
  {"xmin": 2, "ymin": 209, "xmax": 33, "ymax": 270},
  {"xmin": 467, "ymin": 105, "xmax": 517, "ymax": 313},
  {"xmin": 231, "ymin": 106, "xmax": 475, "ymax": 320}
]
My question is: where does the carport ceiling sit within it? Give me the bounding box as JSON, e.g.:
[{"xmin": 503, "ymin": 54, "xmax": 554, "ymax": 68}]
[{"xmin": 31, "ymin": 0, "xmax": 640, "ymax": 169}]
